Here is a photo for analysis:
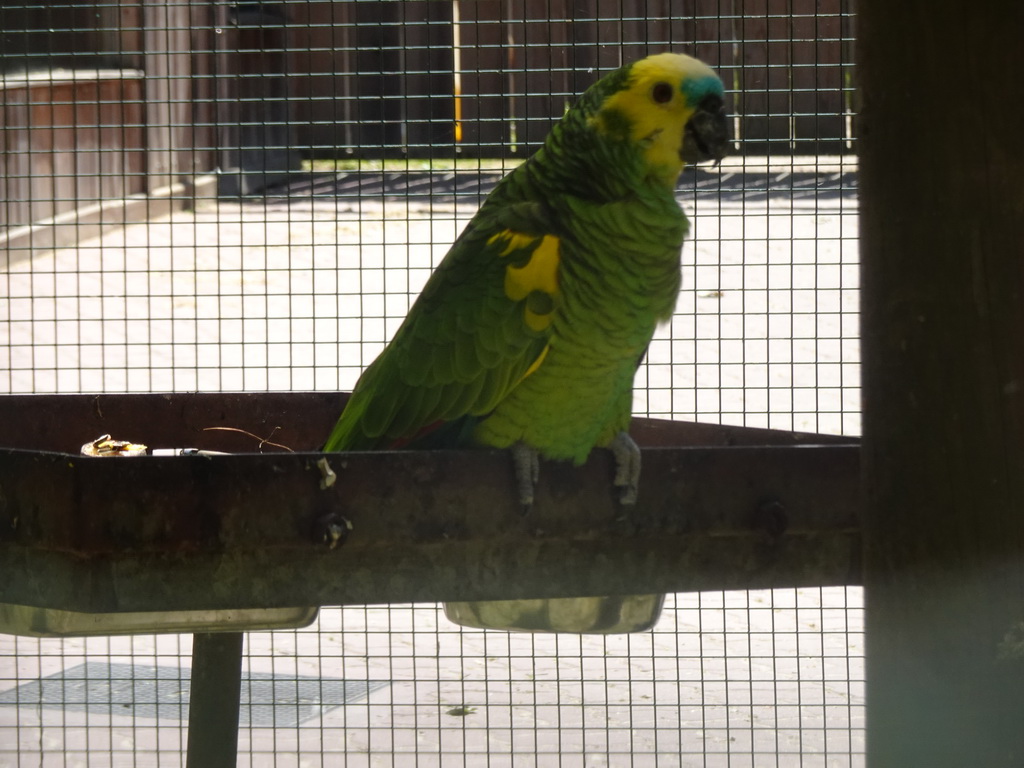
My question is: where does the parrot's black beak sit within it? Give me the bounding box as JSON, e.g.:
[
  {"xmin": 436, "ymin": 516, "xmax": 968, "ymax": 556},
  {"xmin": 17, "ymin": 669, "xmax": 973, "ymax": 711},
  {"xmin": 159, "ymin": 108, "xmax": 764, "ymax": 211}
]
[{"xmin": 680, "ymin": 94, "xmax": 730, "ymax": 166}]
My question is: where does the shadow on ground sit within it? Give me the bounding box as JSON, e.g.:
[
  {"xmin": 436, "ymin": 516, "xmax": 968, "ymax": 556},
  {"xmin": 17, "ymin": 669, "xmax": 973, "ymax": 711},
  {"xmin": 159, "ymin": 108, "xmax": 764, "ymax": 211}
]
[{"xmin": 261, "ymin": 165, "xmax": 857, "ymax": 209}]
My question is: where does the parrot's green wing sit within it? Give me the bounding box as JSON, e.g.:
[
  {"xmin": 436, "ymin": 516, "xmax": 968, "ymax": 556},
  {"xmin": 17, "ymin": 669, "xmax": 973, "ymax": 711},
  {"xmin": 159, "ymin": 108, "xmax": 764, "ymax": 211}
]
[{"xmin": 323, "ymin": 201, "xmax": 561, "ymax": 451}]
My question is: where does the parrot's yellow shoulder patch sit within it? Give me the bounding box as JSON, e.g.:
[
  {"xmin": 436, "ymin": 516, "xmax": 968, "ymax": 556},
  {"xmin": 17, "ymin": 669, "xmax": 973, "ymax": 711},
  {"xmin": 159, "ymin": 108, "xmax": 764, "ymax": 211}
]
[
  {"xmin": 488, "ymin": 230, "xmax": 539, "ymax": 257},
  {"xmin": 517, "ymin": 343, "xmax": 550, "ymax": 383},
  {"xmin": 502, "ymin": 234, "xmax": 559, "ymax": 300},
  {"xmin": 489, "ymin": 230, "xmax": 561, "ymax": 333}
]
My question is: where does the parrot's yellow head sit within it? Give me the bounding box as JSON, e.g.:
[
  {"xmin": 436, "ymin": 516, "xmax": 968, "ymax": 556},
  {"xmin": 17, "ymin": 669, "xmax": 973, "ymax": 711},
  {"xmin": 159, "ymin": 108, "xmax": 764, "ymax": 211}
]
[{"xmin": 589, "ymin": 52, "xmax": 729, "ymax": 188}]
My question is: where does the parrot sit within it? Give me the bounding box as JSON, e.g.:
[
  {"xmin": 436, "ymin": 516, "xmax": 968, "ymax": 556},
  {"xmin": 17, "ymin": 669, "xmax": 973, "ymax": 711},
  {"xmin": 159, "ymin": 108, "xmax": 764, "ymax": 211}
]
[{"xmin": 324, "ymin": 52, "xmax": 729, "ymax": 511}]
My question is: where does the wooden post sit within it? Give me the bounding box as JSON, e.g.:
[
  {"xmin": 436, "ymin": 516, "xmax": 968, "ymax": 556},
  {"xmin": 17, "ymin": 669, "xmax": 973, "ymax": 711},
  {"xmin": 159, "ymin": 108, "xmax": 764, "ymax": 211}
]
[
  {"xmin": 858, "ymin": 2, "xmax": 1024, "ymax": 765},
  {"xmin": 143, "ymin": 0, "xmax": 192, "ymax": 193}
]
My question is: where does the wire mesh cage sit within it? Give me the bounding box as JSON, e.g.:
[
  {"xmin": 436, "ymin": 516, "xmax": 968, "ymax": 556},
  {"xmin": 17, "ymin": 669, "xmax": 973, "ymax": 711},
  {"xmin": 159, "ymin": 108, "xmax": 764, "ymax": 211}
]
[{"xmin": 1, "ymin": 1, "xmax": 861, "ymax": 765}]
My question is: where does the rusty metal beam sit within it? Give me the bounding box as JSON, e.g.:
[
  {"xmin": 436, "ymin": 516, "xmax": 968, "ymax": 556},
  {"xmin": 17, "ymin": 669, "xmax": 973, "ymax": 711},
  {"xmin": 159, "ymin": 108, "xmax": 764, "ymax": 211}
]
[
  {"xmin": 0, "ymin": 391, "xmax": 853, "ymax": 454},
  {"xmin": 0, "ymin": 393, "xmax": 859, "ymax": 614}
]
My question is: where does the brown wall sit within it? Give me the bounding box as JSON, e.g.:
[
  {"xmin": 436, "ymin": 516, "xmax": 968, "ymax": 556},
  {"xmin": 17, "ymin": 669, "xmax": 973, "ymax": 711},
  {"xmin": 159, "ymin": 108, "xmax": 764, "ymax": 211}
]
[
  {"xmin": 0, "ymin": 74, "xmax": 145, "ymax": 233},
  {"xmin": 288, "ymin": 0, "xmax": 856, "ymax": 157}
]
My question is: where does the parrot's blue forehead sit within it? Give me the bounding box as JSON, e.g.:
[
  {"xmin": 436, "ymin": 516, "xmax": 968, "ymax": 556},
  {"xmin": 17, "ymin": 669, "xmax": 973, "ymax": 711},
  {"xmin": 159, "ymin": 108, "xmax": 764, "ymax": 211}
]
[{"xmin": 680, "ymin": 74, "xmax": 725, "ymax": 105}]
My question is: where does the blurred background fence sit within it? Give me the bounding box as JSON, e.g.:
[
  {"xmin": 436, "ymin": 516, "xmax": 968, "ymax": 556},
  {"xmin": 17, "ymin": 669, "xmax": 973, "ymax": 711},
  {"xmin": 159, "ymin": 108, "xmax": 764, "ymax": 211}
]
[{"xmin": 2, "ymin": 0, "xmax": 855, "ymax": 246}]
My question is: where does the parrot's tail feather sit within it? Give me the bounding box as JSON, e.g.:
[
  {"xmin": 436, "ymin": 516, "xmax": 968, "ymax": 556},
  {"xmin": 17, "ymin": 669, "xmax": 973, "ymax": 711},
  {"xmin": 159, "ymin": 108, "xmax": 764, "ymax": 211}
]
[
  {"xmin": 388, "ymin": 420, "xmax": 446, "ymax": 449},
  {"xmin": 390, "ymin": 414, "xmax": 483, "ymax": 451}
]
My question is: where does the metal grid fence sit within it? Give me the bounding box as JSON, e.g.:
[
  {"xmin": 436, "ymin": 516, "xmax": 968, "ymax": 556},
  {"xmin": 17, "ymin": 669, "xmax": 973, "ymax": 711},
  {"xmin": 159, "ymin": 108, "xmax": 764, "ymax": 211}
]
[
  {"xmin": 1, "ymin": 1, "xmax": 861, "ymax": 765},
  {"xmin": 3, "ymin": 592, "xmax": 863, "ymax": 766}
]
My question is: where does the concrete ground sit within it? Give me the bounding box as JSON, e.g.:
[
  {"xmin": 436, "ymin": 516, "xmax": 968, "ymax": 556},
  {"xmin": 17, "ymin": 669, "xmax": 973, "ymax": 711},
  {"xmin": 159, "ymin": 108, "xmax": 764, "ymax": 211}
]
[
  {"xmin": 0, "ymin": 159, "xmax": 863, "ymax": 766},
  {"xmin": 0, "ymin": 590, "xmax": 864, "ymax": 768}
]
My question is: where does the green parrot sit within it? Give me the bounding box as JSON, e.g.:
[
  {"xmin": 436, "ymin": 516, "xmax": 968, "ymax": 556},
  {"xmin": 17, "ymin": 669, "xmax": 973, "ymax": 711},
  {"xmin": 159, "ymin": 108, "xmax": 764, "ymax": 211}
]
[{"xmin": 324, "ymin": 52, "xmax": 729, "ymax": 509}]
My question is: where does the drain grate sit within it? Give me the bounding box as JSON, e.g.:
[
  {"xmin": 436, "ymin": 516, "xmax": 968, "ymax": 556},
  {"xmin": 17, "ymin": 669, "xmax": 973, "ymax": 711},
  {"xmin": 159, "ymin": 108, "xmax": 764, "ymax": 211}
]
[{"xmin": 0, "ymin": 662, "xmax": 390, "ymax": 727}]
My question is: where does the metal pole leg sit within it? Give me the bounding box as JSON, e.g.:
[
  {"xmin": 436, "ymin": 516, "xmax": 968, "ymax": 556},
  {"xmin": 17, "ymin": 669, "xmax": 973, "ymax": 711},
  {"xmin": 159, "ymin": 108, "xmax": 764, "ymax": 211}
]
[{"xmin": 185, "ymin": 632, "xmax": 245, "ymax": 768}]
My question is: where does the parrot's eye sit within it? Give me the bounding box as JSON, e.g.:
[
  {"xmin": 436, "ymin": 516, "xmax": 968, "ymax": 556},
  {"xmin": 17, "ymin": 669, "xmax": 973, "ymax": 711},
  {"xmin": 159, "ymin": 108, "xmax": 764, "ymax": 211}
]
[{"xmin": 651, "ymin": 82, "xmax": 674, "ymax": 104}]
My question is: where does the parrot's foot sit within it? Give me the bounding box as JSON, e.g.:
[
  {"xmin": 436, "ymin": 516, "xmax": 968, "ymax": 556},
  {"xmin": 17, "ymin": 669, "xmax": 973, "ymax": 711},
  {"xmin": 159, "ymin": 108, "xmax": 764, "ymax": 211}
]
[
  {"xmin": 511, "ymin": 442, "xmax": 540, "ymax": 513},
  {"xmin": 609, "ymin": 431, "xmax": 641, "ymax": 505}
]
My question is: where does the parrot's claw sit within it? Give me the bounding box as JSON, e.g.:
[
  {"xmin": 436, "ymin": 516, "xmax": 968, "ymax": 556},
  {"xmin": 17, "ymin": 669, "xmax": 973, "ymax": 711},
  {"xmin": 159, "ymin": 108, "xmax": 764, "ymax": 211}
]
[
  {"xmin": 609, "ymin": 431, "xmax": 641, "ymax": 506},
  {"xmin": 511, "ymin": 442, "xmax": 540, "ymax": 513}
]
